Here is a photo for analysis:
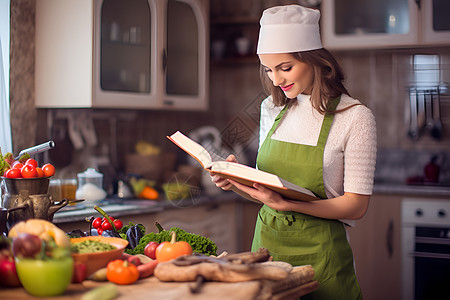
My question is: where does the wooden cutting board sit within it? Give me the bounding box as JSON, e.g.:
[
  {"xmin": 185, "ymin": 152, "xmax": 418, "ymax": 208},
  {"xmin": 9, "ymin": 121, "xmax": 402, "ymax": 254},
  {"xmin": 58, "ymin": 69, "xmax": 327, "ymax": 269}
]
[{"xmin": 0, "ymin": 266, "xmax": 318, "ymax": 300}]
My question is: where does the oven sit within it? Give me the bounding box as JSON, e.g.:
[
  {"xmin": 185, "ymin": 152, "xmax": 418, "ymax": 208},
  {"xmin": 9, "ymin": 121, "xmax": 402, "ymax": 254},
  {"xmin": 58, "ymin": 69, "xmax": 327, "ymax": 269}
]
[{"xmin": 402, "ymin": 198, "xmax": 450, "ymax": 300}]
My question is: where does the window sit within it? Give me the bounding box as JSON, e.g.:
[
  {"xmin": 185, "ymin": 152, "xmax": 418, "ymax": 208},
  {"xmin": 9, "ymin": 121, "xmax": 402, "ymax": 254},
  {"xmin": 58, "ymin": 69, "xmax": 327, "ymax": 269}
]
[{"xmin": 0, "ymin": 0, "xmax": 12, "ymax": 154}]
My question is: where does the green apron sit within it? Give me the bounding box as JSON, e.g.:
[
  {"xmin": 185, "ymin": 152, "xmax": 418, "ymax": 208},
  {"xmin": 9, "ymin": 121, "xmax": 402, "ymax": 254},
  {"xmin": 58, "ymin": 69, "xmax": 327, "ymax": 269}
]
[{"xmin": 252, "ymin": 97, "xmax": 362, "ymax": 300}]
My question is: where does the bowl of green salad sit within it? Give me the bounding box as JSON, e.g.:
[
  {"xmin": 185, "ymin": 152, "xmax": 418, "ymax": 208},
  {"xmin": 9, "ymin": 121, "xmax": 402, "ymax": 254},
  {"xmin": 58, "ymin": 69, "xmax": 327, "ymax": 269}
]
[{"xmin": 71, "ymin": 236, "xmax": 128, "ymax": 277}]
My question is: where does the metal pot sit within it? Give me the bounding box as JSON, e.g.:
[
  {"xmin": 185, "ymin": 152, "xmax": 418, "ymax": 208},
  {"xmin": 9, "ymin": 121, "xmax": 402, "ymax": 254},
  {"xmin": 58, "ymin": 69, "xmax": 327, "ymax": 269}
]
[
  {"xmin": 0, "ymin": 207, "xmax": 7, "ymax": 235},
  {"xmin": 1, "ymin": 177, "xmax": 69, "ymax": 230}
]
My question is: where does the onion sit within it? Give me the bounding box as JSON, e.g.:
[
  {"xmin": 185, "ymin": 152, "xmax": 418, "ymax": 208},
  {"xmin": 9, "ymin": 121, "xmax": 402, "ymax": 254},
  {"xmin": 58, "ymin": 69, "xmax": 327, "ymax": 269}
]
[{"xmin": 12, "ymin": 233, "xmax": 42, "ymax": 258}]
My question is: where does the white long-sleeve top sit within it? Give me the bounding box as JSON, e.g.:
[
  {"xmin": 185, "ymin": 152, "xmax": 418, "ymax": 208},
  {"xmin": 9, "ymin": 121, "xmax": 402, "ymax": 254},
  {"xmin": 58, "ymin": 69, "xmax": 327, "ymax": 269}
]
[{"xmin": 259, "ymin": 93, "xmax": 377, "ymax": 202}]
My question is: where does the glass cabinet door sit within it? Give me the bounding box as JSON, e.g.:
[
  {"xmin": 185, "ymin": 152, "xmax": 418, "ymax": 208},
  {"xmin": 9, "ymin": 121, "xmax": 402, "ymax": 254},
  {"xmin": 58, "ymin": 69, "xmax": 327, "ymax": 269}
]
[
  {"xmin": 166, "ymin": 0, "xmax": 198, "ymax": 96},
  {"xmin": 94, "ymin": 0, "xmax": 207, "ymax": 109},
  {"xmin": 422, "ymin": 0, "xmax": 450, "ymax": 44},
  {"xmin": 321, "ymin": 0, "xmax": 418, "ymax": 49},
  {"xmin": 163, "ymin": 0, "xmax": 208, "ymax": 109},
  {"xmin": 334, "ymin": 0, "xmax": 410, "ymax": 35},
  {"xmin": 100, "ymin": 0, "xmax": 151, "ymax": 94}
]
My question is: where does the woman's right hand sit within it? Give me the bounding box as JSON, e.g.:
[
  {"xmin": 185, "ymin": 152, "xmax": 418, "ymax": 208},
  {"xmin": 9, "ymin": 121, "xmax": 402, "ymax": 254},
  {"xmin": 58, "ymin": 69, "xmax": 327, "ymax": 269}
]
[{"xmin": 210, "ymin": 154, "xmax": 237, "ymax": 190}]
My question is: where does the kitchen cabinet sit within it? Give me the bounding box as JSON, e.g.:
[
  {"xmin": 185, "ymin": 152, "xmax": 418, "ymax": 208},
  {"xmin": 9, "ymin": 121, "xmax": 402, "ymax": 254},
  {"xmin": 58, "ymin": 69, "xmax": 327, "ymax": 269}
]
[
  {"xmin": 210, "ymin": 16, "xmax": 259, "ymax": 64},
  {"xmin": 347, "ymin": 194, "xmax": 402, "ymax": 300},
  {"xmin": 321, "ymin": 0, "xmax": 450, "ymax": 50},
  {"xmin": 35, "ymin": 0, "xmax": 209, "ymax": 110}
]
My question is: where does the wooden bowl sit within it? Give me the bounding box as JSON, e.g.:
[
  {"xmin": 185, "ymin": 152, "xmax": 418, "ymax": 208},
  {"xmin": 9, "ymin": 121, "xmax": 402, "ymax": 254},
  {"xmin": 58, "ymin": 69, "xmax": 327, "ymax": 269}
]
[{"xmin": 71, "ymin": 236, "xmax": 128, "ymax": 277}]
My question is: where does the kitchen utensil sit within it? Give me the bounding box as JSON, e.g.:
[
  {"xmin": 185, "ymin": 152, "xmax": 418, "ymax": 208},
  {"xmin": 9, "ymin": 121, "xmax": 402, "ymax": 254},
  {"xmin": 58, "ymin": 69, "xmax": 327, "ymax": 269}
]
[
  {"xmin": 15, "ymin": 141, "xmax": 55, "ymax": 160},
  {"xmin": 408, "ymin": 90, "xmax": 419, "ymax": 140},
  {"xmin": 424, "ymin": 92, "xmax": 434, "ymax": 129},
  {"xmin": 430, "ymin": 92, "xmax": 443, "ymax": 140},
  {"xmin": 416, "ymin": 92, "xmax": 426, "ymax": 134}
]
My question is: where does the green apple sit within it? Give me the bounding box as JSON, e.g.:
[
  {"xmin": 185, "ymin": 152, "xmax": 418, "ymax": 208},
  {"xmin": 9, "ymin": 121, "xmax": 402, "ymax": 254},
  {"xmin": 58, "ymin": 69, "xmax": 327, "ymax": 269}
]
[{"xmin": 15, "ymin": 256, "xmax": 74, "ymax": 297}]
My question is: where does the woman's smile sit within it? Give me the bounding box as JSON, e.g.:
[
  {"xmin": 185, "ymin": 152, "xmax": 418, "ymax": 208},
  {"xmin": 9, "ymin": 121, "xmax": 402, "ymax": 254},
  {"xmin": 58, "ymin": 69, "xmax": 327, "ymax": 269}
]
[{"xmin": 281, "ymin": 83, "xmax": 294, "ymax": 91}]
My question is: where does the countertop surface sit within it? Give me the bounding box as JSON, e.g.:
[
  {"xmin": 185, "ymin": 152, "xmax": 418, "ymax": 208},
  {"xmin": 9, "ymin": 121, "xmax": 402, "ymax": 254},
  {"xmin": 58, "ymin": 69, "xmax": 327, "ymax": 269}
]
[
  {"xmin": 373, "ymin": 182, "xmax": 450, "ymax": 198},
  {"xmin": 53, "ymin": 191, "xmax": 240, "ymax": 223}
]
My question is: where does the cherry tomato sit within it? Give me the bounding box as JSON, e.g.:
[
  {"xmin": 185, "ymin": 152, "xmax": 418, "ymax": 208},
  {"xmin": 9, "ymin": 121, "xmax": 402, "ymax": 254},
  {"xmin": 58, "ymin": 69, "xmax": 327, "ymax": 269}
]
[
  {"xmin": 101, "ymin": 220, "xmax": 113, "ymax": 231},
  {"xmin": 113, "ymin": 219, "xmax": 123, "ymax": 230},
  {"xmin": 12, "ymin": 162, "xmax": 24, "ymax": 169},
  {"xmin": 92, "ymin": 217, "xmax": 102, "ymax": 229},
  {"xmin": 97, "ymin": 228, "xmax": 103, "ymax": 235},
  {"xmin": 35, "ymin": 167, "xmax": 44, "ymax": 177},
  {"xmin": 21, "ymin": 165, "xmax": 38, "ymax": 178},
  {"xmin": 42, "ymin": 163, "xmax": 55, "ymax": 177},
  {"xmin": 5, "ymin": 168, "xmax": 22, "ymax": 178},
  {"xmin": 25, "ymin": 159, "xmax": 38, "ymax": 168}
]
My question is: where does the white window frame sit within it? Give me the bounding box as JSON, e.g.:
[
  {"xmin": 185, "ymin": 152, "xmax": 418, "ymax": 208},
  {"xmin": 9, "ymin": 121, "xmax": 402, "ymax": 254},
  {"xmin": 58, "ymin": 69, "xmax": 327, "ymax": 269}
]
[{"xmin": 0, "ymin": 0, "xmax": 12, "ymax": 154}]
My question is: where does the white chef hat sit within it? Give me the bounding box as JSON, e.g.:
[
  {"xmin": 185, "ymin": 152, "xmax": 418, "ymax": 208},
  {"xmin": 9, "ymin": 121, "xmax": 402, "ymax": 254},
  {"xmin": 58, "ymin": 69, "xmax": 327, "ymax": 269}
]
[{"xmin": 257, "ymin": 5, "xmax": 323, "ymax": 54}]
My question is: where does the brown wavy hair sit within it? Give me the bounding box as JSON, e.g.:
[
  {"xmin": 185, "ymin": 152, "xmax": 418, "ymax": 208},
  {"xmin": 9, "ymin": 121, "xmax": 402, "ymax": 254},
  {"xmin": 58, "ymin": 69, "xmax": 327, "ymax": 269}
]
[{"xmin": 259, "ymin": 48, "xmax": 358, "ymax": 114}]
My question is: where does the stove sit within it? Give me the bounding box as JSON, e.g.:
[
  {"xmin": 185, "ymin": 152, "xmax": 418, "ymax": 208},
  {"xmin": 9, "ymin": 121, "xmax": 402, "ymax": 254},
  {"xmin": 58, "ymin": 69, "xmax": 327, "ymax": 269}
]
[{"xmin": 402, "ymin": 198, "xmax": 450, "ymax": 300}]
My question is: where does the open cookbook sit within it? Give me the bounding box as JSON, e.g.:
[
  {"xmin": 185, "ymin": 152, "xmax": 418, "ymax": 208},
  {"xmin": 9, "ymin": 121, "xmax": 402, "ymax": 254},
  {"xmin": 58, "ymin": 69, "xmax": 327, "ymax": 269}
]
[{"xmin": 167, "ymin": 131, "xmax": 318, "ymax": 201}]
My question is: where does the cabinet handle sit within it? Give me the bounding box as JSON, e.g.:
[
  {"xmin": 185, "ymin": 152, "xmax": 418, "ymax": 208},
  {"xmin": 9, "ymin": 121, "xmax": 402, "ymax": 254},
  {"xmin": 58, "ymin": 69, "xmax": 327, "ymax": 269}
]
[
  {"xmin": 162, "ymin": 49, "xmax": 167, "ymax": 72},
  {"xmin": 415, "ymin": 0, "xmax": 421, "ymax": 9},
  {"xmin": 386, "ymin": 219, "xmax": 394, "ymax": 258}
]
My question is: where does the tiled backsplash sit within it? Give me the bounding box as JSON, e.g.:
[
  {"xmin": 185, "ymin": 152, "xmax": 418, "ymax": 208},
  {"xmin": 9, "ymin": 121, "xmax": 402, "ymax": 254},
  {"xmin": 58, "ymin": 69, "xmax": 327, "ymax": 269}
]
[{"xmin": 375, "ymin": 149, "xmax": 450, "ymax": 186}]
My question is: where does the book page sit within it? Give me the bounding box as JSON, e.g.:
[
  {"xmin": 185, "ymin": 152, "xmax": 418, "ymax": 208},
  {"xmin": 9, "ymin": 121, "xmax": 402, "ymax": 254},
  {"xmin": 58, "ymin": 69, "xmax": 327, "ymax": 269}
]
[
  {"xmin": 168, "ymin": 131, "xmax": 212, "ymax": 168},
  {"xmin": 210, "ymin": 161, "xmax": 316, "ymax": 200},
  {"xmin": 210, "ymin": 161, "xmax": 283, "ymax": 187}
]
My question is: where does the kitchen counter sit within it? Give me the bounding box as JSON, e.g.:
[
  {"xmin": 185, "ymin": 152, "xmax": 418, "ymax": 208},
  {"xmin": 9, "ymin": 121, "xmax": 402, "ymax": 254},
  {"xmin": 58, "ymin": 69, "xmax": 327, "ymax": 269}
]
[
  {"xmin": 53, "ymin": 191, "xmax": 239, "ymax": 224},
  {"xmin": 52, "ymin": 192, "xmax": 260, "ymax": 254},
  {"xmin": 373, "ymin": 182, "xmax": 450, "ymax": 198},
  {"xmin": 0, "ymin": 268, "xmax": 319, "ymax": 300}
]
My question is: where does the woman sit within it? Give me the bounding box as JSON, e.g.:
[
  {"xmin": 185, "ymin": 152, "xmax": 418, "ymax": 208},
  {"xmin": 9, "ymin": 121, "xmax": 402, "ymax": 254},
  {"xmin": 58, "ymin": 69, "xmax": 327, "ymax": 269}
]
[{"xmin": 211, "ymin": 5, "xmax": 377, "ymax": 300}]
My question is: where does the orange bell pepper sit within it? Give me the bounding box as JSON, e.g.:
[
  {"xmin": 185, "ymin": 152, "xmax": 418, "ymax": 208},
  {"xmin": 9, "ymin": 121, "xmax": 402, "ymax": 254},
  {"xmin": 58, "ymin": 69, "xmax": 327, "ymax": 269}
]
[
  {"xmin": 155, "ymin": 231, "xmax": 193, "ymax": 262},
  {"xmin": 139, "ymin": 186, "xmax": 159, "ymax": 200},
  {"xmin": 106, "ymin": 259, "xmax": 139, "ymax": 285}
]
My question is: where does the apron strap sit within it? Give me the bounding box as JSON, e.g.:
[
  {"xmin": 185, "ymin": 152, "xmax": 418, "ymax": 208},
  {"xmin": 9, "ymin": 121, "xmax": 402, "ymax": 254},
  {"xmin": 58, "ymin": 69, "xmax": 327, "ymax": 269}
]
[
  {"xmin": 317, "ymin": 97, "xmax": 340, "ymax": 148},
  {"xmin": 267, "ymin": 103, "xmax": 289, "ymax": 138}
]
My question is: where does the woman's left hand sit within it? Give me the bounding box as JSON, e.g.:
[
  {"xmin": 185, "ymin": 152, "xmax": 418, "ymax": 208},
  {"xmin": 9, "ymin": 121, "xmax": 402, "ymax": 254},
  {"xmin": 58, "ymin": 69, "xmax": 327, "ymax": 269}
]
[{"xmin": 227, "ymin": 179, "xmax": 287, "ymax": 210}]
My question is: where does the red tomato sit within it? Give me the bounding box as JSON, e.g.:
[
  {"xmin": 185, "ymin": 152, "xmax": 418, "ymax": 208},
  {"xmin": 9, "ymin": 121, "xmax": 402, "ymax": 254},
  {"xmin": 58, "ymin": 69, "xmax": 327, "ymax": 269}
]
[
  {"xmin": 97, "ymin": 228, "xmax": 103, "ymax": 235},
  {"xmin": 101, "ymin": 220, "xmax": 113, "ymax": 231},
  {"xmin": 42, "ymin": 163, "xmax": 55, "ymax": 177},
  {"xmin": 35, "ymin": 167, "xmax": 44, "ymax": 177},
  {"xmin": 92, "ymin": 217, "xmax": 102, "ymax": 229},
  {"xmin": 144, "ymin": 242, "xmax": 159, "ymax": 260},
  {"xmin": 12, "ymin": 162, "xmax": 23, "ymax": 169},
  {"xmin": 25, "ymin": 159, "xmax": 38, "ymax": 168},
  {"xmin": 21, "ymin": 165, "xmax": 38, "ymax": 178},
  {"xmin": 5, "ymin": 168, "xmax": 22, "ymax": 178},
  {"xmin": 113, "ymin": 219, "xmax": 123, "ymax": 230}
]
